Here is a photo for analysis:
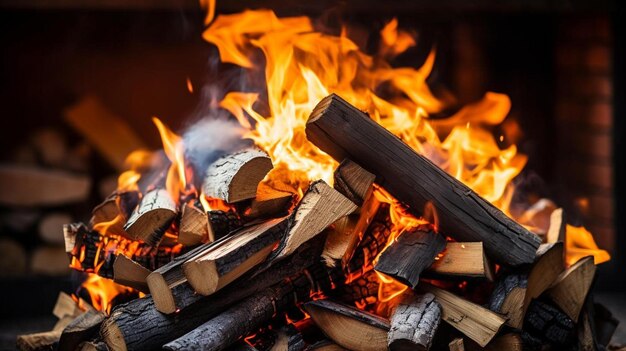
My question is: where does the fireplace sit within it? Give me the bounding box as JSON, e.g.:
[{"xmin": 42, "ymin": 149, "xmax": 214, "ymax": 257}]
[{"xmin": 0, "ymin": 1, "xmax": 624, "ymax": 350}]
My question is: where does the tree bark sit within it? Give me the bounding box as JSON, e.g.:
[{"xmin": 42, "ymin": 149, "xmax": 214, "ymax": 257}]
[{"xmin": 306, "ymin": 94, "xmax": 541, "ymax": 266}]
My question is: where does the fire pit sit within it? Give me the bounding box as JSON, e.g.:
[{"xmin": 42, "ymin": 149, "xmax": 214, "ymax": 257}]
[{"xmin": 0, "ymin": 1, "xmax": 623, "ymax": 350}]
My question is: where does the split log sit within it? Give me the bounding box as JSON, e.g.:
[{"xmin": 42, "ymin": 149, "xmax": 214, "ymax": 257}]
[
  {"xmin": 113, "ymin": 255, "xmax": 151, "ymax": 293},
  {"xmin": 124, "ymin": 188, "xmax": 177, "ymax": 246},
  {"xmin": 92, "ymin": 191, "xmax": 138, "ymax": 238},
  {"xmin": 388, "ymin": 293, "xmax": 441, "ymax": 351},
  {"xmin": 101, "ymin": 240, "xmax": 326, "ymax": 350},
  {"xmin": 64, "ymin": 96, "xmax": 147, "ymax": 171},
  {"xmin": 202, "ymin": 149, "xmax": 273, "ymax": 203},
  {"xmin": 163, "ymin": 273, "xmax": 315, "ymax": 351},
  {"xmin": 578, "ymin": 296, "xmax": 599, "ymax": 351},
  {"xmin": 448, "ymin": 338, "xmax": 464, "ymax": 351},
  {"xmin": 483, "ymin": 334, "xmax": 523, "ymax": 351},
  {"xmin": 270, "ymin": 325, "xmax": 306, "ymax": 351},
  {"xmin": 30, "ymin": 246, "xmax": 70, "ymax": 275},
  {"xmin": 208, "ymin": 210, "xmax": 243, "ymax": 242},
  {"xmin": 523, "ymin": 299, "xmax": 576, "ymax": 347},
  {"xmin": 306, "ymin": 94, "xmax": 541, "ymax": 266},
  {"xmin": 426, "ymin": 242, "xmax": 494, "ymax": 281},
  {"xmin": 16, "ymin": 330, "xmax": 62, "ymax": 351},
  {"xmin": 375, "ymin": 225, "xmax": 446, "ymax": 289},
  {"xmin": 179, "ymin": 200, "xmax": 209, "ymax": 246},
  {"xmin": 333, "ymin": 159, "xmax": 376, "ymax": 206},
  {"xmin": 344, "ymin": 211, "xmax": 391, "ymax": 280},
  {"xmin": 246, "ymin": 182, "xmax": 294, "ymax": 220},
  {"xmin": 52, "ymin": 292, "xmax": 84, "ymax": 320},
  {"xmin": 184, "ymin": 217, "xmax": 289, "ymax": 296},
  {"xmin": 0, "ymin": 165, "xmax": 91, "ymax": 206},
  {"xmin": 546, "ymin": 208, "xmax": 566, "ymax": 244},
  {"xmin": 58, "ymin": 310, "xmax": 105, "ymax": 351},
  {"xmin": 546, "ymin": 255, "xmax": 596, "ymax": 321},
  {"xmin": 421, "ymin": 284, "xmax": 506, "ymax": 347},
  {"xmin": 304, "ymin": 300, "xmax": 390, "ymax": 351},
  {"xmin": 39, "ymin": 213, "xmax": 72, "ymax": 245},
  {"xmin": 271, "ymin": 180, "xmax": 357, "ymax": 261},
  {"xmin": 488, "ymin": 242, "xmax": 564, "ymax": 328},
  {"xmin": 79, "ymin": 341, "xmax": 109, "ymax": 351},
  {"xmin": 322, "ymin": 193, "xmax": 380, "ymax": 268}
]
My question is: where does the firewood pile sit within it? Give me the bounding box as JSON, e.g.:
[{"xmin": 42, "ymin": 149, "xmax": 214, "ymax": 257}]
[{"xmin": 13, "ymin": 94, "xmax": 620, "ymax": 351}]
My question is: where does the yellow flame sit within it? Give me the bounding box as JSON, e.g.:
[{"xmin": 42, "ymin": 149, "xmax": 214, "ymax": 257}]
[
  {"xmin": 152, "ymin": 117, "xmax": 187, "ymax": 201},
  {"xmin": 79, "ymin": 273, "xmax": 133, "ymax": 314},
  {"xmin": 565, "ymin": 225, "xmax": 610, "ymax": 266}
]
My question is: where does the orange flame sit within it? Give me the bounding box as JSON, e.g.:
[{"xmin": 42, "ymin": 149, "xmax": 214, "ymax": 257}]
[
  {"xmin": 153, "ymin": 117, "xmax": 189, "ymax": 202},
  {"xmin": 78, "ymin": 274, "xmax": 134, "ymax": 314},
  {"xmin": 565, "ymin": 225, "xmax": 610, "ymax": 266}
]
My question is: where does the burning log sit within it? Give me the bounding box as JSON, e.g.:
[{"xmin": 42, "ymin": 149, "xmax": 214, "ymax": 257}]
[
  {"xmin": 58, "ymin": 310, "xmax": 105, "ymax": 351},
  {"xmin": 271, "ymin": 325, "xmax": 307, "ymax": 351},
  {"xmin": 387, "ymin": 293, "xmax": 441, "ymax": 351},
  {"xmin": 488, "ymin": 242, "xmax": 564, "ymax": 328},
  {"xmin": 179, "ymin": 200, "xmax": 209, "ymax": 246},
  {"xmin": 420, "ymin": 284, "xmax": 506, "ymax": 347},
  {"xmin": 123, "ymin": 189, "xmax": 177, "ymax": 246},
  {"xmin": 0, "ymin": 165, "xmax": 91, "ymax": 207},
  {"xmin": 184, "ymin": 217, "xmax": 289, "ymax": 296},
  {"xmin": 91, "ymin": 191, "xmax": 139, "ymax": 238},
  {"xmin": 271, "ymin": 180, "xmax": 357, "ymax": 261},
  {"xmin": 333, "ymin": 159, "xmax": 376, "ymax": 206},
  {"xmin": 546, "ymin": 208, "xmax": 566, "ymax": 244},
  {"xmin": 202, "ymin": 149, "xmax": 273, "ymax": 203},
  {"xmin": 101, "ymin": 240, "xmax": 326, "ymax": 350},
  {"xmin": 426, "ymin": 242, "xmax": 494, "ymax": 281},
  {"xmin": 163, "ymin": 273, "xmax": 315, "ymax": 351},
  {"xmin": 53, "ymin": 292, "xmax": 85, "ymax": 320},
  {"xmin": 246, "ymin": 182, "xmax": 294, "ymax": 220},
  {"xmin": 113, "ymin": 255, "xmax": 151, "ymax": 293},
  {"xmin": 341, "ymin": 269, "xmax": 379, "ymax": 310},
  {"xmin": 306, "ymin": 94, "xmax": 541, "ymax": 266},
  {"xmin": 304, "ymin": 300, "xmax": 389, "ymax": 351},
  {"xmin": 374, "ymin": 225, "xmax": 446, "ymax": 289},
  {"xmin": 545, "ymin": 255, "xmax": 596, "ymax": 321},
  {"xmin": 208, "ymin": 210, "xmax": 243, "ymax": 242},
  {"xmin": 523, "ymin": 299, "xmax": 576, "ymax": 347},
  {"xmin": 344, "ymin": 212, "xmax": 391, "ymax": 279}
]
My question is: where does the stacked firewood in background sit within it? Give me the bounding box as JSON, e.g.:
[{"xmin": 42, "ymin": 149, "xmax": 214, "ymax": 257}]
[{"xmin": 16, "ymin": 95, "xmax": 619, "ymax": 351}]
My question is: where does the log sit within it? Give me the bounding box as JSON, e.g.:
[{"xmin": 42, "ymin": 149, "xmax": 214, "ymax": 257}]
[
  {"xmin": 448, "ymin": 338, "xmax": 464, "ymax": 351},
  {"xmin": 578, "ymin": 296, "xmax": 599, "ymax": 351},
  {"xmin": 246, "ymin": 182, "xmax": 294, "ymax": 220},
  {"xmin": 179, "ymin": 200, "xmax": 209, "ymax": 246},
  {"xmin": 92, "ymin": 191, "xmax": 138, "ymax": 237},
  {"xmin": 344, "ymin": 212, "xmax": 391, "ymax": 280},
  {"xmin": 488, "ymin": 242, "xmax": 564, "ymax": 328},
  {"xmin": 593, "ymin": 303, "xmax": 619, "ymax": 346},
  {"xmin": 208, "ymin": 210, "xmax": 243, "ymax": 242},
  {"xmin": 16, "ymin": 330, "xmax": 62, "ymax": 351},
  {"xmin": 163, "ymin": 273, "xmax": 314, "ymax": 351},
  {"xmin": 333, "ymin": 159, "xmax": 376, "ymax": 206},
  {"xmin": 184, "ymin": 217, "xmax": 289, "ymax": 296},
  {"xmin": 546, "ymin": 208, "xmax": 566, "ymax": 244},
  {"xmin": 271, "ymin": 180, "xmax": 357, "ymax": 261},
  {"xmin": 202, "ymin": 149, "xmax": 273, "ymax": 203},
  {"xmin": 304, "ymin": 300, "xmax": 389, "ymax": 351},
  {"xmin": 124, "ymin": 189, "xmax": 177, "ymax": 246},
  {"xmin": 306, "ymin": 94, "xmax": 541, "ymax": 266},
  {"xmin": 58, "ymin": 310, "xmax": 105, "ymax": 351},
  {"xmin": 38, "ymin": 213, "xmax": 72, "ymax": 245},
  {"xmin": 64, "ymin": 96, "xmax": 147, "ymax": 171},
  {"xmin": 52, "ymin": 292, "xmax": 84, "ymax": 320},
  {"xmin": 30, "ymin": 246, "xmax": 70, "ymax": 275},
  {"xmin": 101, "ymin": 240, "xmax": 326, "ymax": 350},
  {"xmin": 374, "ymin": 225, "xmax": 446, "ymax": 289},
  {"xmin": 420, "ymin": 284, "xmax": 506, "ymax": 347},
  {"xmin": 113, "ymin": 255, "xmax": 151, "ymax": 293},
  {"xmin": 546, "ymin": 255, "xmax": 596, "ymax": 321},
  {"xmin": 523, "ymin": 300, "xmax": 576, "ymax": 347},
  {"xmin": 388, "ymin": 293, "xmax": 441, "ymax": 351},
  {"xmin": 426, "ymin": 242, "xmax": 494, "ymax": 281},
  {"xmin": 270, "ymin": 325, "xmax": 306, "ymax": 351},
  {"xmin": 79, "ymin": 341, "xmax": 109, "ymax": 351},
  {"xmin": 306, "ymin": 340, "xmax": 347, "ymax": 351},
  {"xmin": 0, "ymin": 165, "xmax": 91, "ymax": 207},
  {"xmin": 322, "ymin": 193, "xmax": 380, "ymax": 268}
]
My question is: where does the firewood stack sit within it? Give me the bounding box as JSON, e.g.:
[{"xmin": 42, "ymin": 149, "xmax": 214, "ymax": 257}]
[{"xmin": 16, "ymin": 95, "xmax": 619, "ymax": 351}]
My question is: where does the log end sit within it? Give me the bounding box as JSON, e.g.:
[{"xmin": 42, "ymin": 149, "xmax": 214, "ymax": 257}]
[
  {"xmin": 101, "ymin": 320, "xmax": 127, "ymax": 351},
  {"xmin": 146, "ymin": 272, "xmax": 177, "ymax": 314},
  {"xmin": 228, "ymin": 156, "xmax": 273, "ymax": 203},
  {"xmin": 183, "ymin": 260, "xmax": 219, "ymax": 296}
]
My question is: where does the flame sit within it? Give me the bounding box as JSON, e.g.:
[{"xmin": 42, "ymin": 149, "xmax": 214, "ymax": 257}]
[
  {"xmin": 78, "ymin": 274, "xmax": 134, "ymax": 314},
  {"xmin": 565, "ymin": 225, "xmax": 610, "ymax": 266},
  {"xmin": 186, "ymin": 77, "xmax": 194, "ymax": 93},
  {"xmin": 153, "ymin": 117, "xmax": 189, "ymax": 201}
]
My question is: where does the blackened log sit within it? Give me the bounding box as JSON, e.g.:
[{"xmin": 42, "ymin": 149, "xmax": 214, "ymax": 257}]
[
  {"xmin": 208, "ymin": 210, "xmax": 243, "ymax": 242},
  {"xmin": 374, "ymin": 225, "xmax": 446, "ymax": 289},
  {"xmin": 523, "ymin": 300, "xmax": 576, "ymax": 348},
  {"xmin": 58, "ymin": 310, "xmax": 105, "ymax": 351},
  {"xmin": 388, "ymin": 293, "xmax": 441, "ymax": 351},
  {"xmin": 101, "ymin": 240, "xmax": 326, "ymax": 351},
  {"xmin": 306, "ymin": 94, "xmax": 541, "ymax": 266}
]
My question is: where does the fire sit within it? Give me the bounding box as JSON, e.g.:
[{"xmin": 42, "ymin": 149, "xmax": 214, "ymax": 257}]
[
  {"xmin": 77, "ymin": 274, "xmax": 134, "ymax": 314},
  {"xmin": 153, "ymin": 117, "xmax": 190, "ymax": 201},
  {"xmin": 565, "ymin": 225, "xmax": 610, "ymax": 266}
]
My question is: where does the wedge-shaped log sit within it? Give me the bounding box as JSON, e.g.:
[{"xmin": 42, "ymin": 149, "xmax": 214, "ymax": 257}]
[
  {"xmin": 17, "ymin": 330, "xmax": 63, "ymax": 351},
  {"xmin": 546, "ymin": 208, "xmax": 566, "ymax": 244},
  {"xmin": 163, "ymin": 273, "xmax": 315, "ymax": 351},
  {"xmin": 388, "ymin": 293, "xmax": 441, "ymax": 351},
  {"xmin": 305, "ymin": 300, "xmax": 389, "ymax": 351},
  {"xmin": 546, "ymin": 255, "xmax": 596, "ymax": 322},
  {"xmin": 113, "ymin": 255, "xmax": 151, "ymax": 293},
  {"xmin": 179, "ymin": 200, "xmax": 209, "ymax": 246},
  {"xmin": 306, "ymin": 94, "xmax": 541, "ymax": 266},
  {"xmin": 448, "ymin": 338, "xmax": 464, "ymax": 351},
  {"xmin": 272, "ymin": 180, "xmax": 357, "ymax": 260},
  {"xmin": 246, "ymin": 182, "xmax": 294, "ymax": 220},
  {"xmin": 124, "ymin": 189, "xmax": 176, "ymax": 246},
  {"xmin": 184, "ymin": 217, "xmax": 289, "ymax": 296},
  {"xmin": 202, "ymin": 149, "xmax": 273, "ymax": 203},
  {"xmin": 0, "ymin": 166, "xmax": 91, "ymax": 207},
  {"xmin": 375, "ymin": 225, "xmax": 446, "ymax": 289},
  {"xmin": 58, "ymin": 310, "xmax": 105, "ymax": 351},
  {"xmin": 426, "ymin": 242, "xmax": 494, "ymax": 281},
  {"xmin": 421, "ymin": 284, "xmax": 506, "ymax": 347},
  {"xmin": 333, "ymin": 159, "xmax": 376, "ymax": 206}
]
